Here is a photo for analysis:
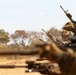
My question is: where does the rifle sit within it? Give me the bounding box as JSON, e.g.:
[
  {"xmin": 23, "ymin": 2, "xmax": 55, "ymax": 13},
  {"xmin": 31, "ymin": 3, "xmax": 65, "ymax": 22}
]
[
  {"xmin": 42, "ymin": 29, "xmax": 70, "ymax": 51},
  {"xmin": 39, "ymin": 38, "xmax": 46, "ymax": 43},
  {"xmin": 60, "ymin": 5, "xmax": 76, "ymax": 28},
  {"xmin": 0, "ymin": 59, "xmax": 52, "ymax": 75},
  {"xmin": 25, "ymin": 60, "xmax": 51, "ymax": 75},
  {"xmin": 42, "ymin": 29, "xmax": 64, "ymax": 47}
]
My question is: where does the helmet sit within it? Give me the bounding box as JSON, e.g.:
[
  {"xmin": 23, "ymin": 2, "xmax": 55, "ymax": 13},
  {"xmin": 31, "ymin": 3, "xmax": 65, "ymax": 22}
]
[{"xmin": 62, "ymin": 22, "xmax": 74, "ymax": 31}]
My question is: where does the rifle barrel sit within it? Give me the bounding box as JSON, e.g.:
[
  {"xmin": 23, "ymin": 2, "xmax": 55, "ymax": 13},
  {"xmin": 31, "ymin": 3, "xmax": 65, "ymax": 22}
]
[
  {"xmin": 0, "ymin": 65, "xmax": 27, "ymax": 68},
  {"xmin": 0, "ymin": 50, "xmax": 38, "ymax": 55},
  {"xmin": 60, "ymin": 5, "xmax": 76, "ymax": 29},
  {"xmin": 60, "ymin": 5, "xmax": 66, "ymax": 13}
]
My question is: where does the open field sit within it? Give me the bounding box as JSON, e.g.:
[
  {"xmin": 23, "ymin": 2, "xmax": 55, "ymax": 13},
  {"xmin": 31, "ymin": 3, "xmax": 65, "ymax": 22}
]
[{"xmin": 0, "ymin": 56, "xmax": 41, "ymax": 75}]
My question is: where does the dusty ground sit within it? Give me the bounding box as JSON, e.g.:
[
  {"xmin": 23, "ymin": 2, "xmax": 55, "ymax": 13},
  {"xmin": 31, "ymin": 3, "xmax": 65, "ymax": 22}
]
[
  {"xmin": 0, "ymin": 55, "xmax": 61, "ymax": 75},
  {"xmin": 0, "ymin": 56, "xmax": 41, "ymax": 75}
]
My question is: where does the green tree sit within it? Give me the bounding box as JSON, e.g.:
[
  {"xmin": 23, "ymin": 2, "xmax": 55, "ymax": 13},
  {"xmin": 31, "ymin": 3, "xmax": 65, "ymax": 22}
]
[{"xmin": 0, "ymin": 29, "xmax": 10, "ymax": 44}]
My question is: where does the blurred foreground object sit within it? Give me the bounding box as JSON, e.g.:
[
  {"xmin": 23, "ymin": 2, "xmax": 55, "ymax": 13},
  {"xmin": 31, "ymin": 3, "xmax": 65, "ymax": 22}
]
[{"xmin": 35, "ymin": 42, "xmax": 76, "ymax": 75}]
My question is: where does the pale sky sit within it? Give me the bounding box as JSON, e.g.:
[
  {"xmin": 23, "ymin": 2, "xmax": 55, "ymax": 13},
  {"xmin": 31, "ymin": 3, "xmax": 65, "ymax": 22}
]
[{"xmin": 0, "ymin": 0, "xmax": 76, "ymax": 34}]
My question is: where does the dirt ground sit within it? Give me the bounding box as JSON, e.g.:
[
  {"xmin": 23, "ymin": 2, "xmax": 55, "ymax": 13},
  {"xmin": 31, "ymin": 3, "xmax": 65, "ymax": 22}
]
[
  {"xmin": 0, "ymin": 55, "xmax": 61, "ymax": 75},
  {"xmin": 0, "ymin": 56, "xmax": 41, "ymax": 75}
]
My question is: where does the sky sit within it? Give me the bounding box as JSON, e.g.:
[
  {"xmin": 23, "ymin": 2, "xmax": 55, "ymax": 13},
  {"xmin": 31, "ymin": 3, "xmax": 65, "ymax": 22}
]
[{"xmin": 0, "ymin": 0, "xmax": 76, "ymax": 34}]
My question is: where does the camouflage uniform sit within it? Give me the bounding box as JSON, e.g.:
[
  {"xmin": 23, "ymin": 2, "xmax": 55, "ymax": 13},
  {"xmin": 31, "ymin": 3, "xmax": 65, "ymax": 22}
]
[{"xmin": 62, "ymin": 22, "xmax": 76, "ymax": 51}]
